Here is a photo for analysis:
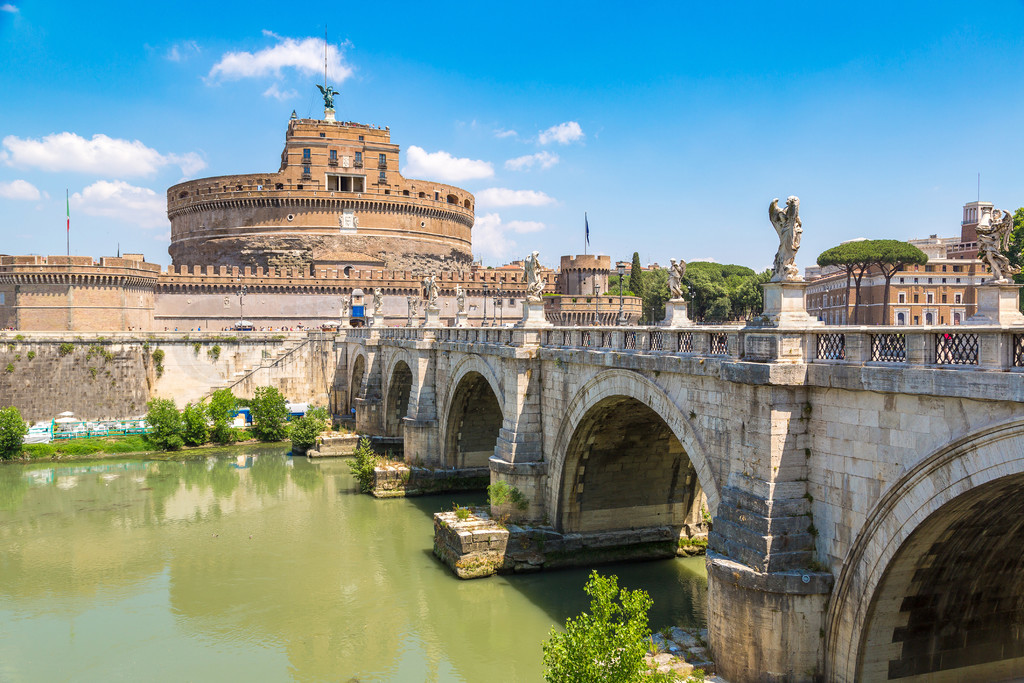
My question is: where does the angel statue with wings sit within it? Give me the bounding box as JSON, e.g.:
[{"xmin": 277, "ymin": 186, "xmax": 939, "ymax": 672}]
[{"xmin": 317, "ymin": 84, "xmax": 339, "ymax": 110}]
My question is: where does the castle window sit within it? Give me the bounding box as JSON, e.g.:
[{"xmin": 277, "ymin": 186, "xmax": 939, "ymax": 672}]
[
  {"xmin": 379, "ymin": 170, "xmax": 386, "ymax": 183},
  {"xmin": 434, "ymin": 191, "xmax": 439, "ymax": 201},
  {"xmin": 303, "ymin": 148, "xmax": 311, "ymax": 160},
  {"xmin": 446, "ymin": 194, "xmax": 458, "ymax": 204},
  {"xmin": 378, "ymin": 153, "xmax": 386, "ymax": 164},
  {"xmin": 942, "ymin": 294, "xmax": 947, "ymax": 303},
  {"xmin": 418, "ymin": 192, "xmax": 426, "ymax": 199},
  {"xmin": 955, "ymin": 293, "xmax": 962, "ymax": 304},
  {"xmin": 330, "ymin": 150, "xmax": 337, "ymax": 160},
  {"xmin": 403, "ymin": 189, "xmax": 410, "ymax": 196},
  {"xmin": 327, "ymin": 174, "xmax": 365, "ymax": 193},
  {"xmin": 358, "ymin": 135, "xmax": 364, "ymax": 141},
  {"xmin": 302, "ymin": 165, "xmax": 311, "ymax": 177},
  {"xmin": 464, "ymin": 199, "xmax": 471, "ymax": 209},
  {"xmin": 319, "ymin": 132, "xmax": 325, "ymax": 138},
  {"xmin": 926, "ymin": 292, "xmax": 933, "ymax": 304},
  {"xmin": 898, "ymin": 292, "xmax": 906, "ymax": 303},
  {"xmin": 355, "ymin": 151, "xmax": 362, "ymax": 164}
]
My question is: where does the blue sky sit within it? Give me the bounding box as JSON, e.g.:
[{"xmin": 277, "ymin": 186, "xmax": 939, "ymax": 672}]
[{"xmin": 2, "ymin": 1, "xmax": 1024, "ymax": 270}]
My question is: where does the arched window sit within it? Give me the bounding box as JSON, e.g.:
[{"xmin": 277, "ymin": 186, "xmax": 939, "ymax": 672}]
[
  {"xmin": 897, "ymin": 312, "xmax": 906, "ymax": 326},
  {"xmin": 925, "ymin": 312, "xmax": 934, "ymax": 325}
]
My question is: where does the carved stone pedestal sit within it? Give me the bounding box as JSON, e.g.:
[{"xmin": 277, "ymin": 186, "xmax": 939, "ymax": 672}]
[
  {"xmin": 324, "ymin": 107, "xmax": 336, "ymax": 123},
  {"xmin": 371, "ymin": 313, "xmax": 385, "ymax": 328},
  {"xmin": 424, "ymin": 306, "xmax": 441, "ymax": 327},
  {"xmin": 662, "ymin": 299, "xmax": 694, "ymax": 328},
  {"xmin": 516, "ymin": 299, "xmax": 552, "ymax": 328},
  {"xmin": 760, "ymin": 281, "xmax": 823, "ymax": 328},
  {"xmin": 966, "ymin": 283, "xmax": 1024, "ymax": 326},
  {"xmin": 455, "ymin": 311, "xmax": 470, "ymax": 328}
]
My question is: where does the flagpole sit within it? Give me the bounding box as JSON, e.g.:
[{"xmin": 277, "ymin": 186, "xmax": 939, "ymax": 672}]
[{"xmin": 66, "ymin": 189, "xmax": 69, "ymax": 256}]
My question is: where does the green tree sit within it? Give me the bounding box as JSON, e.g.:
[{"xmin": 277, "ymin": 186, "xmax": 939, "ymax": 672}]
[
  {"xmin": 0, "ymin": 406, "xmax": 28, "ymax": 460},
  {"xmin": 145, "ymin": 398, "xmax": 184, "ymax": 451},
  {"xmin": 1004, "ymin": 208, "xmax": 1024, "ymax": 310},
  {"xmin": 681, "ymin": 262, "xmax": 763, "ymax": 322},
  {"xmin": 817, "ymin": 239, "xmax": 927, "ymax": 324},
  {"xmin": 290, "ymin": 406, "xmax": 330, "ymax": 452},
  {"xmin": 348, "ymin": 437, "xmax": 380, "ymax": 493},
  {"xmin": 640, "ymin": 267, "xmax": 670, "ymax": 324},
  {"xmin": 250, "ymin": 385, "xmax": 289, "ymax": 442},
  {"xmin": 208, "ymin": 388, "xmax": 238, "ymax": 443},
  {"xmin": 180, "ymin": 401, "xmax": 209, "ymax": 447},
  {"xmin": 628, "ymin": 252, "xmax": 646, "ymax": 304},
  {"xmin": 542, "ymin": 571, "xmax": 672, "ymax": 682}
]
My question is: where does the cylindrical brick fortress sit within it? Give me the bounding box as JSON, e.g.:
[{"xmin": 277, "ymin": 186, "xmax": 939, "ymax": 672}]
[{"xmin": 167, "ymin": 116, "xmax": 475, "ymax": 273}]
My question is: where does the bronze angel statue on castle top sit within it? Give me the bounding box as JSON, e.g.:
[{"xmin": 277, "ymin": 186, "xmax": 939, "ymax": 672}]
[{"xmin": 317, "ymin": 84, "xmax": 338, "ymax": 110}]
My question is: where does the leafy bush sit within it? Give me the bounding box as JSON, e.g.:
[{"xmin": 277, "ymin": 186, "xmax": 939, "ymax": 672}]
[
  {"xmin": 348, "ymin": 437, "xmax": 379, "ymax": 493},
  {"xmin": 24, "ymin": 443, "xmax": 55, "ymax": 459},
  {"xmin": 454, "ymin": 504, "xmax": 471, "ymax": 521},
  {"xmin": 181, "ymin": 401, "xmax": 209, "ymax": 447},
  {"xmin": 488, "ymin": 480, "xmax": 529, "ymax": 511},
  {"xmin": 290, "ymin": 406, "xmax": 330, "ymax": 452},
  {"xmin": 192, "ymin": 341, "xmax": 201, "ymax": 355},
  {"xmin": 207, "ymin": 345, "xmax": 221, "ymax": 361},
  {"xmin": 208, "ymin": 388, "xmax": 238, "ymax": 444},
  {"xmin": 0, "ymin": 406, "xmax": 28, "ymax": 459},
  {"xmin": 58, "ymin": 342, "xmax": 74, "ymax": 356},
  {"xmin": 250, "ymin": 386, "xmax": 289, "ymax": 442},
  {"xmin": 146, "ymin": 398, "xmax": 183, "ymax": 451},
  {"xmin": 542, "ymin": 571, "xmax": 672, "ymax": 682},
  {"xmin": 151, "ymin": 348, "xmax": 165, "ymax": 377},
  {"xmin": 26, "ymin": 350, "xmax": 35, "ymax": 360},
  {"xmin": 4, "ymin": 363, "xmax": 12, "ymax": 374}
]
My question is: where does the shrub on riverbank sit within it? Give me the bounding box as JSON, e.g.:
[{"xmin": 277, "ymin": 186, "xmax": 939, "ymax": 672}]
[
  {"xmin": 208, "ymin": 389, "xmax": 238, "ymax": 443},
  {"xmin": 146, "ymin": 398, "xmax": 184, "ymax": 451},
  {"xmin": 181, "ymin": 402, "xmax": 209, "ymax": 447},
  {"xmin": 23, "ymin": 435, "xmax": 154, "ymax": 459},
  {"xmin": 0, "ymin": 407, "xmax": 28, "ymax": 460},
  {"xmin": 250, "ymin": 386, "xmax": 289, "ymax": 442},
  {"xmin": 542, "ymin": 571, "xmax": 675, "ymax": 682},
  {"xmin": 348, "ymin": 437, "xmax": 379, "ymax": 493},
  {"xmin": 290, "ymin": 406, "xmax": 329, "ymax": 452}
]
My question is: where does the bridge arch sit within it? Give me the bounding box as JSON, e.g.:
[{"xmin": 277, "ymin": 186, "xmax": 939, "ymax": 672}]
[
  {"xmin": 348, "ymin": 352, "xmax": 366, "ymax": 411},
  {"xmin": 826, "ymin": 416, "xmax": 1024, "ymax": 682},
  {"xmin": 439, "ymin": 355, "xmax": 505, "ymax": 469},
  {"xmin": 383, "ymin": 353, "xmax": 415, "ymax": 437},
  {"xmin": 548, "ymin": 369, "xmax": 719, "ymax": 534}
]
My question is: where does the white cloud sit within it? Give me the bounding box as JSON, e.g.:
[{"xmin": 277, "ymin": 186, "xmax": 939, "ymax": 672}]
[
  {"xmin": 263, "ymin": 83, "xmax": 298, "ymax": 101},
  {"xmin": 691, "ymin": 257, "xmax": 717, "ymax": 263},
  {"xmin": 2, "ymin": 132, "xmax": 205, "ymax": 177},
  {"xmin": 166, "ymin": 40, "xmax": 200, "ymax": 62},
  {"xmin": 208, "ymin": 33, "xmax": 353, "ymax": 82},
  {"xmin": 71, "ymin": 180, "xmax": 168, "ymax": 229},
  {"xmin": 401, "ymin": 146, "xmax": 494, "ymax": 182},
  {"xmin": 475, "ymin": 187, "xmax": 555, "ymax": 208},
  {"xmin": 505, "ymin": 151, "xmax": 559, "ymax": 171},
  {"xmin": 538, "ymin": 121, "xmax": 584, "ymax": 145},
  {"xmin": 494, "ymin": 128, "xmax": 518, "ymax": 139},
  {"xmin": 506, "ymin": 220, "xmax": 545, "ymax": 233},
  {"xmin": 472, "ymin": 213, "xmax": 548, "ymax": 261},
  {"xmin": 0, "ymin": 4, "xmax": 18, "ymax": 12},
  {"xmin": 0, "ymin": 179, "xmax": 41, "ymax": 201}
]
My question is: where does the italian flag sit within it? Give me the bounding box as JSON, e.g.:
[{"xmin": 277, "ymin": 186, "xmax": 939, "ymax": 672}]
[{"xmin": 66, "ymin": 189, "xmax": 70, "ymax": 232}]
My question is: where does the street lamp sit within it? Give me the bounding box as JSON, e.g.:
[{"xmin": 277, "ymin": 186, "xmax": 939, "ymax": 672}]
[
  {"xmin": 237, "ymin": 284, "xmax": 248, "ymax": 328},
  {"xmin": 616, "ymin": 266, "xmax": 627, "ymax": 326},
  {"xmin": 498, "ymin": 276, "xmax": 505, "ymax": 328},
  {"xmin": 482, "ymin": 284, "xmax": 489, "ymax": 327},
  {"xmin": 593, "ymin": 281, "xmax": 600, "ymax": 326}
]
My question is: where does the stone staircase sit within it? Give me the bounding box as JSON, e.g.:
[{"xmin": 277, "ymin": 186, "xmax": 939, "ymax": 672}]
[{"xmin": 203, "ymin": 336, "xmax": 309, "ymax": 399}]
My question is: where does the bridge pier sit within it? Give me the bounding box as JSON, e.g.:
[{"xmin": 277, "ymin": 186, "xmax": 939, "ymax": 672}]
[
  {"xmin": 354, "ymin": 340, "xmax": 384, "ymax": 435},
  {"xmin": 707, "ymin": 389, "xmax": 833, "ymax": 682},
  {"xmin": 401, "ymin": 348, "xmax": 441, "ymax": 466}
]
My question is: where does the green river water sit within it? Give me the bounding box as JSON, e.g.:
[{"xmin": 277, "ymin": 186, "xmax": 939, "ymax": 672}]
[{"xmin": 0, "ymin": 445, "xmax": 707, "ymax": 682}]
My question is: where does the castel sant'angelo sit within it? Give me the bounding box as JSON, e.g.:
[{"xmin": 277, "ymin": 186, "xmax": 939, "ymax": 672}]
[{"xmin": 0, "ymin": 92, "xmax": 638, "ymax": 331}]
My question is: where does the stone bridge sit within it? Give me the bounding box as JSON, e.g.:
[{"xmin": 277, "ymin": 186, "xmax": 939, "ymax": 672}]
[{"xmin": 333, "ymin": 322, "xmax": 1024, "ymax": 682}]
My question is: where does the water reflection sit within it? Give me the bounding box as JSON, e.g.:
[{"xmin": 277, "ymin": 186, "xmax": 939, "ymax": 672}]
[{"xmin": 0, "ymin": 448, "xmax": 707, "ymax": 682}]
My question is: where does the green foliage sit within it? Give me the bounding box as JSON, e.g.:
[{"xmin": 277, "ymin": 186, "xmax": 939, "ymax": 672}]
[
  {"xmin": 13, "ymin": 334, "xmax": 24, "ymax": 341},
  {"xmin": 1005, "ymin": 208, "xmax": 1024, "ymax": 310},
  {"xmin": 58, "ymin": 342, "xmax": 74, "ymax": 356},
  {"xmin": 290, "ymin": 406, "xmax": 330, "ymax": 452},
  {"xmin": 488, "ymin": 480, "xmax": 529, "ymax": 511},
  {"xmin": 542, "ymin": 571, "xmax": 672, "ymax": 682},
  {"xmin": 181, "ymin": 401, "xmax": 210, "ymax": 447},
  {"xmin": 145, "ymin": 398, "xmax": 184, "ymax": 451},
  {"xmin": 818, "ymin": 239, "xmax": 928, "ymax": 323},
  {"xmin": 250, "ymin": 385, "xmax": 289, "ymax": 441},
  {"xmin": 628, "ymin": 252, "xmax": 646, "ymax": 303},
  {"xmin": 207, "ymin": 344, "xmax": 221, "ymax": 361},
  {"xmin": 640, "ymin": 267, "xmax": 670, "ymax": 324},
  {"xmin": 25, "ymin": 436, "xmax": 154, "ymax": 459},
  {"xmin": 208, "ymin": 388, "xmax": 238, "ymax": 444},
  {"xmin": 682, "ymin": 261, "xmax": 768, "ymax": 322},
  {"xmin": 151, "ymin": 347, "xmax": 165, "ymax": 377},
  {"xmin": 0, "ymin": 406, "xmax": 28, "ymax": 460},
  {"xmin": 348, "ymin": 437, "xmax": 380, "ymax": 493},
  {"xmin": 26, "ymin": 350, "xmax": 35, "ymax": 361},
  {"xmin": 192, "ymin": 341, "xmax": 202, "ymax": 355},
  {"xmin": 606, "ymin": 274, "xmax": 636, "ymax": 297},
  {"xmin": 85, "ymin": 345, "xmax": 114, "ymax": 363},
  {"xmin": 4, "ymin": 363, "xmax": 13, "ymax": 374},
  {"xmin": 454, "ymin": 504, "xmax": 471, "ymax": 521}
]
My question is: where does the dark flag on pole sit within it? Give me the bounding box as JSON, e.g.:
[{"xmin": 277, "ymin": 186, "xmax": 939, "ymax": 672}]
[{"xmin": 585, "ymin": 212, "xmax": 590, "ymax": 253}]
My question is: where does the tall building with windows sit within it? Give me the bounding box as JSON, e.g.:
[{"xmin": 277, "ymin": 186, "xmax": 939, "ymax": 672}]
[{"xmin": 806, "ymin": 202, "xmax": 990, "ymax": 325}]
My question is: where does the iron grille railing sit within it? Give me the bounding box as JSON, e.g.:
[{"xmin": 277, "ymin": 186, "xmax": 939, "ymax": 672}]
[
  {"xmin": 816, "ymin": 333, "xmax": 846, "ymax": 360},
  {"xmin": 649, "ymin": 331, "xmax": 664, "ymax": 351},
  {"xmin": 582, "ymin": 330, "xmax": 592, "ymax": 348},
  {"xmin": 562, "ymin": 330, "xmax": 572, "ymax": 346},
  {"xmin": 935, "ymin": 332, "xmax": 979, "ymax": 365},
  {"xmin": 678, "ymin": 332, "xmax": 693, "ymax": 353},
  {"xmin": 597, "ymin": 331, "xmax": 607, "ymax": 348},
  {"xmin": 710, "ymin": 332, "xmax": 728, "ymax": 355},
  {"xmin": 1015, "ymin": 335, "xmax": 1024, "ymax": 368},
  {"xmin": 871, "ymin": 333, "xmax": 906, "ymax": 362},
  {"xmin": 624, "ymin": 331, "xmax": 637, "ymax": 350}
]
